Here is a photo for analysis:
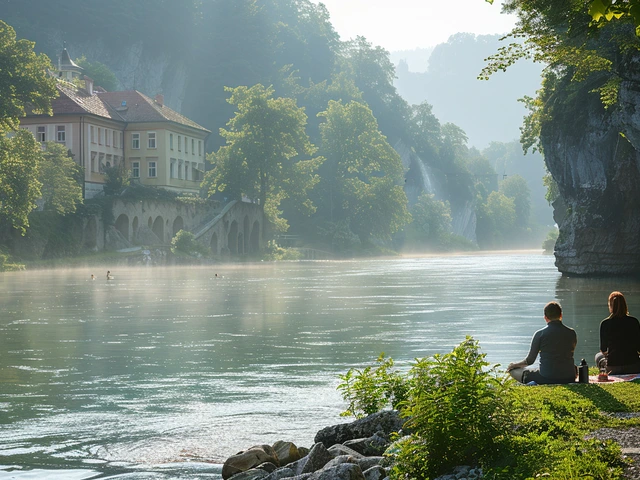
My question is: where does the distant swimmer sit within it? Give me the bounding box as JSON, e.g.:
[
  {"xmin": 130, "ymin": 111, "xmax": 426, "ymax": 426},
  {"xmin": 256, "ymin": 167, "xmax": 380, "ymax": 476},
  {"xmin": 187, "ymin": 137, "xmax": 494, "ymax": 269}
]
[
  {"xmin": 106, "ymin": 271, "xmax": 114, "ymax": 280},
  {"xmin": 91, "ymin": 274, "xmax": 95, "ymax": 280}
]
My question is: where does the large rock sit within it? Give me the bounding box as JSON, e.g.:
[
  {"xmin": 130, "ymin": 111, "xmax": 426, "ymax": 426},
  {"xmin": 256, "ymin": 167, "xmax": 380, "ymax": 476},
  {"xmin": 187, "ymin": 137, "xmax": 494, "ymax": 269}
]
[
  {"xmin": 227, "ymin": 469, "xmax": 268, "ymax": 480},
  {"xmin": 286, "ymin": 442, "xmax": 333, "ymax": 476},
  {"xmin": 363, "ymin": 466, "xmax": 386, "ymax": 480},
  {"xmin": 343, "ymin": 432, "xmax": 389, "ymax": 456},
  {"xmin": 222, "ymin": 445, "xmax": 280, "ymax": 480},
  {"xmin": 272, "ymin": 440, "xmax": 302, "ymax": 466},
  {"xmin": 306, "ymin": 464, "xmax": 365, "ymax": 480},
  {"xmin": 542, "ymin": 54, "xmax": 640, "ymax": 275},
  {"xmin": 314, "ymin": 411, "xmax": 404, "ymax": 448}
]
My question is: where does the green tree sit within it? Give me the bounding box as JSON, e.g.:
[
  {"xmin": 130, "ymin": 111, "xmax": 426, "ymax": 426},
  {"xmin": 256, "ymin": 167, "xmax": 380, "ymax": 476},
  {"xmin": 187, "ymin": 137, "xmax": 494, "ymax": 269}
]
[
  {"xmin": 204, "ymin": 84, "xmax": 323, "ymax": 233},
  {"xmin": 0, "ymin": 130, "xmax": 42, "ymax": 233},
  {"xmin": 500, "ymin": 174, "xmax": 531, "ymax": 227},
  {"xmin": 0, "ymin": 20, "xmax": 57, "ymax": 131},
  {"xmin": 75, "ymin": 56, "xmax": 118, "ymax": 91},
  {"xmin": 411, "ymin": 193, "xmax": 452, "ymax": 241},
  {"xmin": 39, "ymin": 142, "xmax": 83, "ymax": 214},
  {"xmin": 318, "ymin": 100, "xmax": 411, "ymax": 242},
  {"xmin": 476, "ymin": 191, "xmax": 516, "ymax": 249}
]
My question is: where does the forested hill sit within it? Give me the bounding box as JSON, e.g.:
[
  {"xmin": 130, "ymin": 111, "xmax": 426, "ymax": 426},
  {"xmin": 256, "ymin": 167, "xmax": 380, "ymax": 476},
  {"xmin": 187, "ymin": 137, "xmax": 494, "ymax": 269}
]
[{"xmin": 393, "ymin": 33, "xmax": 544, "ymax": 149}]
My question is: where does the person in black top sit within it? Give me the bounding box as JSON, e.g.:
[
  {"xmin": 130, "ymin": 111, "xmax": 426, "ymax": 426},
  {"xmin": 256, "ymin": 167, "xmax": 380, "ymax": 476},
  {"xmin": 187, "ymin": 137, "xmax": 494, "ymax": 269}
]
[
  {"xmin": 595, "ymin": 291, "xmax": 640, "ymax": 375},
  {"xmin": 507, "ymin": 301, "xmax": 577, "ymax": 384}
]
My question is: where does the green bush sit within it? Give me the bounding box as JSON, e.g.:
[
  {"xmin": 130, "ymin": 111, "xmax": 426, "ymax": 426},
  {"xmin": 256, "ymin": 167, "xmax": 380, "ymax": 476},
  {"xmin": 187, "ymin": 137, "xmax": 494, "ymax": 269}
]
[
  {"xmin": 262, "ymin": 240, "xmax": 302, "ymax": 261},
  {"xmin": 337, "ymin": 338, "xmax": 629, "ymax": 480},
  {"xmin": 170, "ymin": 230, "xmax": 208, "ymax": 256}
]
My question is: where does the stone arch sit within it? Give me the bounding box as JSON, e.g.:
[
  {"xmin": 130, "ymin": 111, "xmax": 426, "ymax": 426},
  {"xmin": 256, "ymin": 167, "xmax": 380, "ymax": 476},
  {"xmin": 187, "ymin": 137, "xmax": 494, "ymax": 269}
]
[
  {"xmin": 210, "ymin": 232, "xmax": 218, "ymax": 255},
  {"xmin": 228, "ymin": 220, "xmax": 239, "ymax": 254},
  {"xmin": 115, "ymin": 214, "xmax": 129, "ymax": 241},
  {"xmin": 173, "ymin": 216, "xmax": 184, "ymax": 236},
  {"xmin": 152, "ymin": 216, "xmax": 164, "ymax": 243},
  {"xmin": 250, "ymin": 220, "xmax": 260, "ymax": 252},
  {"xmin": 132, "ymin": 216, "xmax": 139, "ymax": 243},
  {"xmin": 84, "ymin": 216, "xmax": 98, "ymax": 249},
  {"xmin": 243, "ymin": 215, "xmax": 250, "ymax": 253}
]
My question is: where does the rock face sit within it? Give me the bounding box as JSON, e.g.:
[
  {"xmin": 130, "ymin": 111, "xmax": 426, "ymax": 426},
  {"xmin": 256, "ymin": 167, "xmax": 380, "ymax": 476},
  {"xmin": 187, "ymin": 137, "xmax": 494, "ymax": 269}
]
[
  {"xmin": 543, "ymin": 67, "xmax": 640, "ymax": 275},
  {"xmin": 314, "ymin": 410, "xmax": 405, "ymax": 448}
]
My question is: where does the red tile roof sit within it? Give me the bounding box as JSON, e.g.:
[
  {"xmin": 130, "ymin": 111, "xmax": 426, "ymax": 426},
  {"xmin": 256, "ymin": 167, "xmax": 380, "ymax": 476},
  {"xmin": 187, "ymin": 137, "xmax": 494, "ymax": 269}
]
[
  {"xmin": 99, "ymin": 90, "xmax": 209, "ymax": 132},
  {"xmin": 33, "ymin": 81, "xmax": 209, "ymax": 134}
]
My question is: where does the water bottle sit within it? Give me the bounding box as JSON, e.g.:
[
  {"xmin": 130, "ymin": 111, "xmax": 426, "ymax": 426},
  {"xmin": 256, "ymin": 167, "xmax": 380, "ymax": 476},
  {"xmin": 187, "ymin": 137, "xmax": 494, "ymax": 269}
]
[{"xmin": 578, "ymin": 358, "xmax": 589, "ymax": 383}]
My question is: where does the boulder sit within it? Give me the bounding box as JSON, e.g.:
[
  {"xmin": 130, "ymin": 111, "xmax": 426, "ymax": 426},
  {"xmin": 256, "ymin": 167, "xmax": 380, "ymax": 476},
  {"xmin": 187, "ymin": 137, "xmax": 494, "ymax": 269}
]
[
  {"xmin": 272, "ymin": 440, "xmax": 302, "ymax": 466},
  {"xmin": 323, "ymin": 455, "xmax": 358, "ymax": 470},
  {"xmin": 263, "ymin": 467, "xmax": 296, "ymax": 480},
  {"xmin": 227, "ymin": 469, "xmax": 268, "ymax": 480},
  {"xmin": 307, "ymin": 463, "xmax": 365, "ymax": 480},
  {"xmin": 314, "ymin": 411, "xmax": 404, "ymax": 448},
  {"xmin": 222, "ymin": 445, "xmax": 280, "ymax": 480},
  {"xmin": 356, "ymin": 457, "xmax": 384, "ymax": 472},
  {"xmin": 256, "ymin": 462, "xmax": 278, "ymax": 473},
  {"xmin": 287, "ymin": 442, "xmax": 333, "ymax": 476},
  {"xmin": 363, "ymin": 466, "xmax": 386, "ymax": 480},
  {"xmin": 344, "ymin": 432, "xmax": 389, "ymax": 456},
  {"xmin": 327, "ymin": 445, "xmax": 364, "ymax": 459}
]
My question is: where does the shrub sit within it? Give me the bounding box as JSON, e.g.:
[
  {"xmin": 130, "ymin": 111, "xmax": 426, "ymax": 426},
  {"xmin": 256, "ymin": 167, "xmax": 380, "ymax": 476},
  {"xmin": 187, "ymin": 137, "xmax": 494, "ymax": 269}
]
[
  {"xmin": 170, "ymin": 230, "xmax": 208, "ymax": 256},
  {"xmin": 262, "ymin": 240, "xmax": 302, "ymax": 261}
]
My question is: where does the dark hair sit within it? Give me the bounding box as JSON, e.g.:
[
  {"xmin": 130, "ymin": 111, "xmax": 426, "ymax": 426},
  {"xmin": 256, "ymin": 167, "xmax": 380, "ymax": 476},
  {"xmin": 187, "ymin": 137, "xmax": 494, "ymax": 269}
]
[
  {"xmin": 608, "ymin": 291, "xmax": 629, "ymax": 317},
  {"xmin": 544, "ymin": 301, "xmax": 562, "ymax": 321}
]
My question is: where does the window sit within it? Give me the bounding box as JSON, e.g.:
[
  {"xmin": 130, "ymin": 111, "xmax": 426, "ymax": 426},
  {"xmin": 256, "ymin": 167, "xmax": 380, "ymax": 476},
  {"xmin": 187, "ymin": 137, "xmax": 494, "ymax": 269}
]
[
  {"xmin": 185, "ymin": 162, "xmax": 190, "ymax": 181},
  {"xmin": 90, "ymin": 126, "xmax": 95, "ymax": 144},
  {"xmin": 106, "ymin": 129, "xmax": 111, "ymax": 146},
  {"xmin": 37, "ymin": 126, "xmax": 46, "ymax": 143},
  {"xmin": 170, "ymin": 158, "xmax": 176, "ymax": 179},
  {"xmin": 119, "ymin": 132, "xmax": 123, "ymax": 148},
  {"xmin": 178, "ymin": 161, "xmax": 183, "ymax": 179},
  {"xmin": 148, "ymin": 132, "xmax": 156, "ymax": 149},
  {"xmin": 113, "ymin": 131, "xmax": 119, "ymax": 148},
  {"xmin": 56, "ymin": 126, "xmax": 65, "ymax": 144},
  {"xmin": 131, "ymin": 161, "xmax": 140, "ymax": 178},
  {"xmin": 148, "ymin": 161, "xmax": 157, "ymax": 178},
  {"xmin": 170, "ymin": 134, "xmax": 174, "ymax": 150},
  {"xmin": 132, "ymin": 133, "xmax": 140, "ymax": 149},
  {"xmin": 198, "ymin": 140, "xmax": 202, "ymax": 156},
  {"xmin": 185, "ymin": 137, "xmax": 188, "ymax": 154},
  {"xmin": 178, "ymin": 135, "xmax": 182, "ymax": 151},
  {"xmin": 98, "ymin": 128, "xmax": 102, "ymax": 145},
  {"xmin": 191, "ymin": 139, "xmax": 195, "ymax": 155}
]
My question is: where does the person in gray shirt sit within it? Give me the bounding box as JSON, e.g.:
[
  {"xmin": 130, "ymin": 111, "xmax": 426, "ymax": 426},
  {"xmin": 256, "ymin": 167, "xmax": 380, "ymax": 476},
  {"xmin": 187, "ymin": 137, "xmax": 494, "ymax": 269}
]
[{"xmin": 507, "ymin": 301, "xmax": 577, "ymax": 384}]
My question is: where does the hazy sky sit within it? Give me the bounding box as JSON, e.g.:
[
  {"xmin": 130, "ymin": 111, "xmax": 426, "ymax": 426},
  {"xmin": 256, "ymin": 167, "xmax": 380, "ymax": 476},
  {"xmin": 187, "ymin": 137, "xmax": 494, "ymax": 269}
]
[{"xmin": 311, "ymin": 0, "xmax": 517, "ymax": 52}]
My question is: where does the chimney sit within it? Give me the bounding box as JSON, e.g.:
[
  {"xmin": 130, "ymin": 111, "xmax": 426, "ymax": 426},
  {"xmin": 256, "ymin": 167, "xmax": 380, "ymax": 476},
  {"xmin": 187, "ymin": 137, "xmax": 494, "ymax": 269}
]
[
  {"xmin": 155, "ymin": 94, "xmax": 164, "ymax": 107},
  {"xmin": 84, "ymin": 75, "xmax": 94, "ymax": 95}
]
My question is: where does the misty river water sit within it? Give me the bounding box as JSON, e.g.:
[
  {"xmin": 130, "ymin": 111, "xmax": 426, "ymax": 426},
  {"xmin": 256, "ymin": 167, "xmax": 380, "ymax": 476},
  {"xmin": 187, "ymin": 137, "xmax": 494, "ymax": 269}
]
[{"xmin": 2, "ymin": 252, "xmax": 640, "ymax": 479}]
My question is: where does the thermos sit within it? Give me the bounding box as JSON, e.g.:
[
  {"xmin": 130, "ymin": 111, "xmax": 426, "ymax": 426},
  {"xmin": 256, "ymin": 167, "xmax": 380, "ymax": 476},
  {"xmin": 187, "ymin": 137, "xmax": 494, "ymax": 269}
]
[{"xmin": 578, "ymin": 358, "xmax": 589, "ymax": 383}]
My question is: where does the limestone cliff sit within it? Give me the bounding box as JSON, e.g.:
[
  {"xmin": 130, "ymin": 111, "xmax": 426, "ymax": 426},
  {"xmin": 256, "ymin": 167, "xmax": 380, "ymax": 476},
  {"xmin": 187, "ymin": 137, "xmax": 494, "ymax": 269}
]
[{"xmin": 543, "ymin": 69, "xmax": 640, "ymax": 275}]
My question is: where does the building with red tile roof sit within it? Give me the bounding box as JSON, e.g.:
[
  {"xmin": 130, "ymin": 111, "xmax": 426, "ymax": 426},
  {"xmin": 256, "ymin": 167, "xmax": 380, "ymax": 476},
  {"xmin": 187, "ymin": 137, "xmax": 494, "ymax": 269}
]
[{"xmin": 21, "ymin": 48, "xmax": 210, "ymax": 198}]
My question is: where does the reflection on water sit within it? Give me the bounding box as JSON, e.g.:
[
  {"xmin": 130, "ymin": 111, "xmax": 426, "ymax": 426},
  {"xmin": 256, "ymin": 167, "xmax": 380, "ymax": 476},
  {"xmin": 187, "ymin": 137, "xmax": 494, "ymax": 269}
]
[{"xmin": 0, "ymin": 253, "xmax": 638, "ymax": 478}]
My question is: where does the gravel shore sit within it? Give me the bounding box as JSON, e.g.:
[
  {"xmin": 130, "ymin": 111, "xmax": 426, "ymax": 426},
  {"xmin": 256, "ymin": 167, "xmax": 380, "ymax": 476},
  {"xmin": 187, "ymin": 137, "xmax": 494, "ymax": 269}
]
[{"xmin": 588, "ymin": 413, "xmax": 640, "ymax": 479}]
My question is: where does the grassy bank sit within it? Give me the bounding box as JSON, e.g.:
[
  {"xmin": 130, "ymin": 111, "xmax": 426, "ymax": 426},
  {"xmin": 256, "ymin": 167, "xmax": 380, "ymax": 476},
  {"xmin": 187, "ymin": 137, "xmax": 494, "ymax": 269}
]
[{"xmin": 338, "ymin": 339, "xmax": 640, "ymax": 479}]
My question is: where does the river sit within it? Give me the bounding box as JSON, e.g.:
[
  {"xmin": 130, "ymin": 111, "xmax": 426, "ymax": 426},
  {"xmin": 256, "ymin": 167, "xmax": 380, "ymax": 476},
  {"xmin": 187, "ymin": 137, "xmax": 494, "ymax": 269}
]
[{"xmin": 1, "ymin": 252, "xmax": 639, "ymax": 479}]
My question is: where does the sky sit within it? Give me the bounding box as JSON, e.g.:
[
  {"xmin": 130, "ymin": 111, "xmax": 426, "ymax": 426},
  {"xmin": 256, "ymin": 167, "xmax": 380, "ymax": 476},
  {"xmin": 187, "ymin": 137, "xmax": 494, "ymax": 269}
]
[{"xmin": 311, "ymin": 0, "xmax": 517, "ymax": 52}]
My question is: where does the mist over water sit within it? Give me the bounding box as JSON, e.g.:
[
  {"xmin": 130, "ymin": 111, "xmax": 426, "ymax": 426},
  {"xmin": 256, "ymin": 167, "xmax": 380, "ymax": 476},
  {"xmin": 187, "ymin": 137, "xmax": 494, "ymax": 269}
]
[{"xmin": 2, "ymin": 253, "xmax": 640, "ymax": 479}]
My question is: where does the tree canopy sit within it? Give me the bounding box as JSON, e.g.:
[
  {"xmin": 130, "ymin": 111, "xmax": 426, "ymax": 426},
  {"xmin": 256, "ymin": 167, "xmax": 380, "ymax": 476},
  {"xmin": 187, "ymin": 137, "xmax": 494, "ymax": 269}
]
[
  {"xmin": 204, "ymin": 84, "xmax": 323, "ymax": 232},
  {"xmin": 0, "ymin": 20, "xmax": 57, "ymax": 132}
]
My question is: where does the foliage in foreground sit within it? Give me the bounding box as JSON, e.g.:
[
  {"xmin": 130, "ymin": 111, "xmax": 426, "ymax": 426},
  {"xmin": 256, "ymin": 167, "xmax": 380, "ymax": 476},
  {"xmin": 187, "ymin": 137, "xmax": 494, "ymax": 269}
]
[
  {"xmin": 338, "ymin": 337, "xmax": 630, "ymax": 479},
  {"xmin": 170, "ymin": 230, "xmax": 208, "ymax": 257}
]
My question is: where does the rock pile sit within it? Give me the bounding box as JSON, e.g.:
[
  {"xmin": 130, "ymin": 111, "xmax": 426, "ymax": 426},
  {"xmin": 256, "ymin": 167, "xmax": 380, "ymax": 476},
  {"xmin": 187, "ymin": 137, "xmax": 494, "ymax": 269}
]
[{"xmin": 221, "ymin": 410, "xmax": 483, "ymax": 480}]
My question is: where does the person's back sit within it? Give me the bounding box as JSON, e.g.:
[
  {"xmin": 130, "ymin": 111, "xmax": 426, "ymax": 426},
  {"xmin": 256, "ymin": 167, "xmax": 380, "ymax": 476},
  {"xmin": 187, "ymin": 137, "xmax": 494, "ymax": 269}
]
[
  {"xmin": 600, "ymin": 315, "xmax": 640, "ymax": 366},
  {"xmin": 508, "ymin": 301, "xmax": 577, "ymax": 385},
  {"xmin": 536, "ymin": 320, "xmax": 578, "ymax": 380}
]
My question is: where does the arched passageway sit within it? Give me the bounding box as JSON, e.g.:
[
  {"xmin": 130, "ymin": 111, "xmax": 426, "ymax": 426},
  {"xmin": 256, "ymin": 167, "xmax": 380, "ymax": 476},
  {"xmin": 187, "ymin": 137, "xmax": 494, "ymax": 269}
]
[
  {"xmin": 228, "ymin": 220, "xmax": 238, "ymax": 254},
  {"xmin": 115, "ymin": 214, "xmax": 129, "ymax": 241},
  {"xmin": 210, "ymin": 232, "xmax": 218, "ymax": 255},
  {"xmin": 173, "ymin": 216, "xmax": 184, "ymax": 236},
  {"xmin": 243, "ymin": 215, "xmax": 250, "ymax": 253},
  {"xmin": 152, "ymin": 216, "xmax": 164, "ymax": 243},
  {"xmin": 250, "ymin": 220, "xmax": 260, "ymax": 252},
  {"xmin": 238, "ymin": 233, "xmax": 244, "ymax": 255},
  {"xmin": 84, "ymin": 216, "xmax": 98, "ymax": 249},
  {"xmin": 132, "ymin": 216, "xmax": 139, "ymax": 243}
]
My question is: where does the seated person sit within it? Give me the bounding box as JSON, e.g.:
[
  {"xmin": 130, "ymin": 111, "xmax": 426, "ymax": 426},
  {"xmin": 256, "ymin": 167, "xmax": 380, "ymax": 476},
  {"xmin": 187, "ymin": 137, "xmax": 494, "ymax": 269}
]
[
  {"xmin": 507, "ymin": 301, "xmax": 577, "ymax": 384},
  {"xmin": 595, "ymin": 291, "xmax": 640, "ymax": 375}
]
